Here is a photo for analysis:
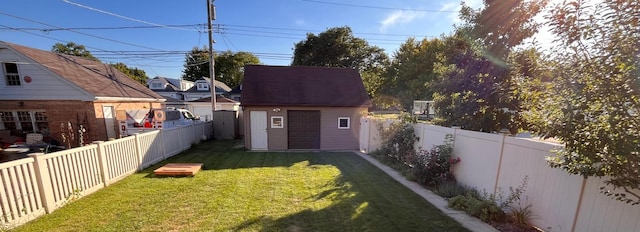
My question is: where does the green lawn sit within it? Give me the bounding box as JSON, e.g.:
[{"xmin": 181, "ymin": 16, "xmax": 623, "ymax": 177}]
[{"xmin": 14, "ymin": 140, "xmax": 468, "ymax": 232}]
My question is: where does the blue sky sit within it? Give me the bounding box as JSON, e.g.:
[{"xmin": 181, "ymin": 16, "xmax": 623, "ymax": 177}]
[{"xmin": 1, "ymin": 0, "xmax": 484, "ymax": 80}]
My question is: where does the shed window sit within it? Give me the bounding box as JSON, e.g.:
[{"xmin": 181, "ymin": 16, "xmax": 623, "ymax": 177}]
[
  {"xmin": 338, "ymin": 117, "xmax": 350, "ymax": 129},
  {"xmin": 4, "ymin": 63, "xmax": 20, "ymax": 86},
  {"xmin": 271, "ymin": 116, "xmax": 283, "ymax": 128}
]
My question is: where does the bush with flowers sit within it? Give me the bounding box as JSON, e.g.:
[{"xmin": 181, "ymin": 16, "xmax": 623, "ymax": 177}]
[{"xmin": 411, "ymin": 134, "xmax": 461, "ymax": 187}]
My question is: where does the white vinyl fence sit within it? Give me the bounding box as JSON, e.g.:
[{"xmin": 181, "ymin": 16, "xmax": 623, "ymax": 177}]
[
  {"xmin": 360, "ymin": 118, "xmax": 640, "ymax": 232},
  {"xmin": 0, "ymin": 122, "xmax": 212, "ymax": 229}
]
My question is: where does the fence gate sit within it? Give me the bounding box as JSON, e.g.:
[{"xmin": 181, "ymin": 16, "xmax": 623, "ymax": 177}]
[{"xmin": 359, "ymin": 117, "xmax": 369, "ymax": 152}]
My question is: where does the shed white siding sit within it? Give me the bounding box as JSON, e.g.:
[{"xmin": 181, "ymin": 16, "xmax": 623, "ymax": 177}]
[{"xmin": 0, "ymin": 48, "xmax": 91, "ymax": 100}]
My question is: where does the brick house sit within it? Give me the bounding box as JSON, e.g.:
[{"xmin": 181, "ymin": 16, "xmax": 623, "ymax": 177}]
[
  {"xmin": 241, "ymin": 65, "xmax": 371, "ymax": 150},
  {"xmin": 0, "ymin": 41, "xmax": 165, "ymax": 145}
]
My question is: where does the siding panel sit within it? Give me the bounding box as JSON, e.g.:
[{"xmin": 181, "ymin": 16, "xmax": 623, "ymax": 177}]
[{"xmin": 0, "ymin": 49, "xmax": 89, "ymax": 100}]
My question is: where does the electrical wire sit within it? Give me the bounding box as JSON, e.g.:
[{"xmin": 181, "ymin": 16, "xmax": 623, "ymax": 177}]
[
  {"xmin": 62, "ymin": 0, "xmax": 205, "ymax": 32},
  {"xmin": 0, "ymin": 24, "xmax": 205, "ymax": 32},
  {"xmin": 301, "ymin": 0, "xmax": 458, "ymax": 13},
  {"xmin": 0, "ymin": 11, "xmax": 167, "ymax": 52}
]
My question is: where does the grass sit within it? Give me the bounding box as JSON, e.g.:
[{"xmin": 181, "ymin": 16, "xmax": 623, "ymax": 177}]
[{"xmin": 13, "ymin": 140, "xmax": 468, "ymax": 232}]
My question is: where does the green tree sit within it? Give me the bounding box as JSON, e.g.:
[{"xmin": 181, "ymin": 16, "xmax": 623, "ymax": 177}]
[
  {"xmin": 181, "ymin": 46, "xmax": 209, "ymax": 82},
  {"xmin": 533, "ymin": 0, "xmax": 640, "ymax": 204},
  {"xmin": 384, "ymin": 37, "xmax": 445, "ymax": 110},
  {"xmin": 111, "ymin": 62, "xmax": 148, "ymax": 85},
  {"xmin": 181, "ymin": 47, "xmax": 260, "ymax": 86},
  {"xmin": 292, "ymin": 26, "xmax": 390, "ymax": 98},
  {"xmin": 51, "ymin": 42, "xmax": 99, "ymax": 61},
  {"xmin": 214, "ymin": 51, "xmax": 260, "ymax": 88},
  {"xmin": 432, "ymin": 0, "xmax": 547, "ymax": 133}
]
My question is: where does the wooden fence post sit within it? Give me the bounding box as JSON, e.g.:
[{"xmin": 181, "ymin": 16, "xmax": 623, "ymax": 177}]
[
  {"xmin": 133, "ymin": 133, "xmax": 144, "ymax": 171},
  {"xmin": 28, "ymin": 153, "xmax": 55, "ymax": 214},
  {"xmin": 94, "ymin": 141, "xmax": 110, "ymax": 187}
]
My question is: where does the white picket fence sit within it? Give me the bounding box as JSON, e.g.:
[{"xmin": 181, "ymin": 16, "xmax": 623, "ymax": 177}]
[
  {"xmin": 360, "ymin": 117, "xmax": 640, "ymax": 232},
  {"xmin": 0, "ymin": 122, "xmax": 212, "ymax": 229}
]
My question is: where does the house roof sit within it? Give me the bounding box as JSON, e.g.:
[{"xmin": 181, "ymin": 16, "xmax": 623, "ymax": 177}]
[
  {"xmin": 189, "ymin": 95, "xmax": 238, "ymax": 103},
  {"xmin": 162, "ymin": 95, "xmax": 185, "ymax": 102},
  {"xmin": 183, "ymin": 77, "xmax": 232, "ymax": 93},
  {"xmin": 148, "ymin": 76, "xmax": 180, "ymax": 92},
  {"xmin": 240, "ymin": 65, "xmax": 372, "ymax": 107},
  {"xmin": 228, "ymin": 85, "xmax": 242, "ymax": 95},
  {"xmin": 4, "ymin": 42, "xmax": 163, "ymax": 100}
]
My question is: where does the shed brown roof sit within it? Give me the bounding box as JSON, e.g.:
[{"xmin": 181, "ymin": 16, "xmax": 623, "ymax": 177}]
[
  {"xmin": 4, "ymin": 42, "xmax": 163, "ymax": 100},
  {"xmin": 240, "ymin": 65, "xmax": 371, "ymax": 107}
]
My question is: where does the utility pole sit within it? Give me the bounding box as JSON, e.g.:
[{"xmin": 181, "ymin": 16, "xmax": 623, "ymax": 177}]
[{"xmin": 207, "ymin": 0, "xmax": 217, "ymax": 118}]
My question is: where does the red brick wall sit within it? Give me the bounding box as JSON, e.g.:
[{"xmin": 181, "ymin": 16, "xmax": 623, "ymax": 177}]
[
  {"xmin": 0, "ymin": 100, "xmax": 161, "ymax": 147},
  {"xmin": 0, "ymin": 100, "xmax": 95, "ymax": 146}
]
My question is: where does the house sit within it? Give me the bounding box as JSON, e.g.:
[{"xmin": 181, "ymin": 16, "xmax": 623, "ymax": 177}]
[
  {"xmin": 241, "ymin": 65, "xmax": 371, "ymax": 150},
  {"xmin": 227, "ymin": 85, "xmax": 242, "ymax": 102},
  {"xmin": 181, "ymin": 77, "xmax": 231, "ymax": 101},
  {"xmin": 187, "ymin": 95, "xmax": 240, "ymax": 121},
  {"xmin": 147, "ymin": 76, "xmax": 194, "ymax": 100},
  {"xmin": 0, "ymin": 41, "xmax": 165, "ymax": 144}
]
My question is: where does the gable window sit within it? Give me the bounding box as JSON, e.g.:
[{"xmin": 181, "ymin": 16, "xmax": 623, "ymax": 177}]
[
  {"xmin": 4, "ymin": 63, "xmax": 20, "ymax": 86},
  {"xmin": 197, "ymin": 82, "xmax": 209, "ymax": 90},
  {"xmin": 338, "ymin": 117, "xmax": 350, "ymax": 129},
  {"xmin": 271, "ymin": 116, "xmax": 283, "ymax": 128},
  {"xmin": 151, "ymin": 82, "xmax": 163, "ymax": 89}
]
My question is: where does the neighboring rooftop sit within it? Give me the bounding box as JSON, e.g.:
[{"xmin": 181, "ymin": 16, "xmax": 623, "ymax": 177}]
[
  {"xmin": 189, "ymin": 95, "xmax": 238, "ymax": 103},
  {"xmin": 240, "ymin": 65, "xmax": 371, "ymax": 107},
  {"xmin": 184, "ymin": 77, "xmax": 232, "ymax": 93},
  {"xmin": 2, "ymin": 41, "xmax": 163, "ymax": 100}
]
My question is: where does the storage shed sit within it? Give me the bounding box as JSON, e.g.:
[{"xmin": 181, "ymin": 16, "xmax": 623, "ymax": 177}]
[{"xmin": 240, "ymin": 65, "xmax": 371, "ymax": 150}]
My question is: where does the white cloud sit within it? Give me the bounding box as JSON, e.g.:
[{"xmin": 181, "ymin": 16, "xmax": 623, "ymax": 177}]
[
  {"xmin": 295, "ymin": 19, "xmax": 305, "ymax": 26},
  {"xmin": 379, "ymin": 10, "xmax": 425, "ymax": 32}
]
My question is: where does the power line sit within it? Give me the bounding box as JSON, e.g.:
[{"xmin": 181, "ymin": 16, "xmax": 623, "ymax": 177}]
[
  {"xmin": 62, "ymin": 0, "xmax": 204, "ymax": 32},
  {"xmin": 0, "ymin": 24, "xmax": 206, "ymax": 32},
  {"xmin": 0, "ymin": 11, "xmax": 167, "ymax": 51},
  {"xmin": 219, "ymin": 23, "xmax": 437, "ymax": 38},
  {"xmin": 302, "ymin": 0, "xmax": 458, "ymax": 13}
]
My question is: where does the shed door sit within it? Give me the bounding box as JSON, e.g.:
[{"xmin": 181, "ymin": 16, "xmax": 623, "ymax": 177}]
[
  {"xmin": 102, "ymin": 106, "xmax": 116, "ymax": 139},
  {"xmin": 250, "ymin": 111, "xmax": 268, "ymax": 150},
  {"xmin": 288, "ymin": 110, "xmax": 320, "ymax": 149}
]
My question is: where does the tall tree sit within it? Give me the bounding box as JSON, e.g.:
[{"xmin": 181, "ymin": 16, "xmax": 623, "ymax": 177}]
[
  {"xmin": 384, "ymin": 37, "xmax": 445, "ymax": 110},
  {"xmin": 111, "ymin": 62, "xmax": 149, "ymax": 85},
  {"xmin": 181, "ymin": 46, "xmax": 209, "ymax": 82},
  {"xmin": 214, "ymin": 51, "xmax": 260, "ymax": 88},
  {"xmin": 181, "ymin": 47, "xmax": 260, "ymax": 86},
  {"xmin": 292, "ymin": 26, "xmax": 390, "ymax": 98},
  {"xmin": 51, "ymin": 42, "xmax": 99, "ymax": 61},
  {"xmin": 432, "ymin": 0, "xmax": 547, "ymax": 133},
  {"xmin": 532, "ymin": 0, "xmax": 640, "ymax": 204}
]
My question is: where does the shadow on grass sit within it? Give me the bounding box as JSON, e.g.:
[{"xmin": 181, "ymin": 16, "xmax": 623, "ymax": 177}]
[{"xmin": 137, "ymin": 140, "xmax": 468, "ymax": 231}]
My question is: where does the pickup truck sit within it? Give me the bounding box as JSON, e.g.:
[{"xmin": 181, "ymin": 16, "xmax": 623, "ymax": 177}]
[{"xmin": 117, "ymin": 108, "xmax": 200, "ymax": 136}]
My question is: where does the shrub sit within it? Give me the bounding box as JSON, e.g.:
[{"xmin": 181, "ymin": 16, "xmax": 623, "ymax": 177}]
[
  {"xmin": 436, "ymin": 181, "xmax": 469, "ymax": 198},
  {"xmin": 372, "ymin": 117, "xmax": 418, "ymax": 167},
  {"xmin": 411, "ymin": 134, "xmax": 460, "ymax": 186},
  {"xmin": 447, "ymin": 177, "xmax": 530, "ymax": 223}
]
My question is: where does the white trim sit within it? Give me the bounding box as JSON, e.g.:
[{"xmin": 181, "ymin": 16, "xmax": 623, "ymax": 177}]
[
  {"xmin": 271, "ymin": 116, "xmax": 284, "ymax": 128},
  {"xmin": 94, "ymin": 97, "xmax": 166, "ymax": 102},
  {"xmin": 338, "ymin": 117, "xmax": 350, "ymax": 129}
]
